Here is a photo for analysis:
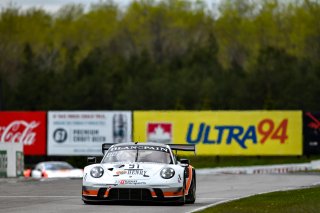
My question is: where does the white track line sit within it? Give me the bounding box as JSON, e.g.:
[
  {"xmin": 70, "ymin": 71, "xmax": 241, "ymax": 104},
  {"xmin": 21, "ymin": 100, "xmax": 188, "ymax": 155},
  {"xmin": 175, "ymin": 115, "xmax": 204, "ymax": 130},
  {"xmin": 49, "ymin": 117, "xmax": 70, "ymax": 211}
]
[{"xmin": 196, "ymin": 198, "xmax": 226, "ymax": 200}]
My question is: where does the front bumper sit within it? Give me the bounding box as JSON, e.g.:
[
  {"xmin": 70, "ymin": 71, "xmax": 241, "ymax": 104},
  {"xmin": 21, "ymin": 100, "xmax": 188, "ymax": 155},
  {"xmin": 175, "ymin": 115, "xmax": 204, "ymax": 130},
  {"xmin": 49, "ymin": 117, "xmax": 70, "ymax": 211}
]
[{"xmin": 82, "ymin": 186, "xmax": 184, "ymax": 202}]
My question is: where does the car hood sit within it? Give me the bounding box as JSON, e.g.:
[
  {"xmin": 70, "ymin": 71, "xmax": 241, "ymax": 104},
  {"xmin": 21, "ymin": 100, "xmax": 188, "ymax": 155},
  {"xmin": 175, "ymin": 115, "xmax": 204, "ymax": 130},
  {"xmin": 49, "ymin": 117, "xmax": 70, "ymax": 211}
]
[{"xmin": 87, "ymin": 162, "xmax": 173, "ymax": 180}]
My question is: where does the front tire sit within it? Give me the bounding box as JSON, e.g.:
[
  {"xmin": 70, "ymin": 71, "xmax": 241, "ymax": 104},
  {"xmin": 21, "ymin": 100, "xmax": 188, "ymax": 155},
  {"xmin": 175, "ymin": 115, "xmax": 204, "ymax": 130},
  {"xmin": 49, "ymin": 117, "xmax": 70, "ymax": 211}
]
[
  {"xmin": 83, "ymin": 200, "xmax": 92, "ymax": 205},
  {"xmin": 185, "ymin": 170, "xmax": 196, "ymax": 204},
  {"xmin": 83, "ymin": 199, "xmax": 102, "ymax": 205},
  {"xmin": 175, "ymin": 175, "xmax": 186, "ymax": 205}
]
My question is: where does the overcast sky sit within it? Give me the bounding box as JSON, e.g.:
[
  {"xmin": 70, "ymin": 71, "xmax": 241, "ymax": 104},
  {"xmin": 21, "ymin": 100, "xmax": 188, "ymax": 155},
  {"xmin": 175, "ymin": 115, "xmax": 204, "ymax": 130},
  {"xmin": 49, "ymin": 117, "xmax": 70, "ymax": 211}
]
[{"xmin": 1, "ymin": 0, "xmax": 220, "ymax": 13}]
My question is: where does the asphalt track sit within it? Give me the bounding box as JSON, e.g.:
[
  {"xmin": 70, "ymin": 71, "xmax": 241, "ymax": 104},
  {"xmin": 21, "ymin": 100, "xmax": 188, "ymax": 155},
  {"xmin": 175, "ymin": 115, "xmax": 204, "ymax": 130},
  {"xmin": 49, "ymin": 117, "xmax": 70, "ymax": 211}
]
[{"xmin": 0, "ymin": 173, "xmax": 319, "ymax": 213}]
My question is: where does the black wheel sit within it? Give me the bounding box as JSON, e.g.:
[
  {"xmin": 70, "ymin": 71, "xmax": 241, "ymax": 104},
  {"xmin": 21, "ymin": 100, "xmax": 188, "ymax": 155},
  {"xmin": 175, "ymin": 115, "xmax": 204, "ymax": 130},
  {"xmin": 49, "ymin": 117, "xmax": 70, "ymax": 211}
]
[
  {"xmin": 174, "ymin": 174, "xmax": 186, "ymax": 205},
  {"xmin": 185, "ymin": 170, "xmax": 196, "ymax": 204},
  {"xmin": 82, "ymin": 198, "xmax": 100, "ymax": 205},
  {"xmin": 173, "ymin": 187, "xmax": 185, "ymax": 206},
  {"xmin": 83, "ymin": 200, "xmax": 93, "ymax": 205}
]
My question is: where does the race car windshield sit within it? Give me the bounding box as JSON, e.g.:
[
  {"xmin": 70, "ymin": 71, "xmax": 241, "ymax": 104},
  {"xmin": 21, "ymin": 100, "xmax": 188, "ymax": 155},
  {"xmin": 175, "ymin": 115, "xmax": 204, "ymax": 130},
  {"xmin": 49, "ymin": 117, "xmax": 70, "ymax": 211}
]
[
  {"xmin": 102, "ymin": 145, "xmax": 172, "ymax": 164},
  {"xmin": 44, "ymin": 163, "xmax": 73, "ymax": 170}
]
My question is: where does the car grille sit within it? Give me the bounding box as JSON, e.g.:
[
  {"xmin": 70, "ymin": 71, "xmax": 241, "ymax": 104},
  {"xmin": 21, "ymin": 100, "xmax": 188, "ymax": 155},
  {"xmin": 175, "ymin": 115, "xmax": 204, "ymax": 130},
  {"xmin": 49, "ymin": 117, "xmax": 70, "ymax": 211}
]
[{"xmin": 108, "ymin": 188, "xmax": 153, "ymax": 201}]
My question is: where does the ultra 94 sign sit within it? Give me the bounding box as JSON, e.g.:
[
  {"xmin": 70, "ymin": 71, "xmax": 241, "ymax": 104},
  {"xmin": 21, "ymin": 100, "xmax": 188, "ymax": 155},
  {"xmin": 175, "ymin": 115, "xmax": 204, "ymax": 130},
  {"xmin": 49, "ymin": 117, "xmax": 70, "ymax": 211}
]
[{"xmin": 134, "ymin": 111, "xmax": 302, "ymax": 155}]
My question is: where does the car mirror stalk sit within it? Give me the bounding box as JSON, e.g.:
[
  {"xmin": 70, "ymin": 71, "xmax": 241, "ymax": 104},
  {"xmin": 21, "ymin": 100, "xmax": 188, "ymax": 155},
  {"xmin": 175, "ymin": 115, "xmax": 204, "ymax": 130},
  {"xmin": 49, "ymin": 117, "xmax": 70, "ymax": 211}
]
[{"xmin": 180, "ymin": 159, "xmax": 190, "ymax": 167}]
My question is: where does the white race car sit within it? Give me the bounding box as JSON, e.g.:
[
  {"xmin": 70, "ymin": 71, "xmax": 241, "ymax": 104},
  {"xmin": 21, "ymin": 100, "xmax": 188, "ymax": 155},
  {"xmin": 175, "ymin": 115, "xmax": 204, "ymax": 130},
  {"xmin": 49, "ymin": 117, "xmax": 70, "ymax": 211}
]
[
  {"xmin": 82, "ymin": 142, "xmax": 196, "ymax": 205},
  {"xmin": 31, "ymin": 161, "xmax": 83, "ymax": 179}
]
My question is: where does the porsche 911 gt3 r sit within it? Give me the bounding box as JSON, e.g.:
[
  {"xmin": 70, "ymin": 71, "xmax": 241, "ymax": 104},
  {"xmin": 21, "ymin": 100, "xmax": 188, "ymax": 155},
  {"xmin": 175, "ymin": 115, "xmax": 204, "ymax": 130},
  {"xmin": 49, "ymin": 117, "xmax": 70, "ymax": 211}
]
[
  {"xmin": 82, "ymin": 142, "xmax": 196, "ymax": 205},
  {"xmin": 31, "ymin": 161, "xmax": 83, "ymax": 178}
]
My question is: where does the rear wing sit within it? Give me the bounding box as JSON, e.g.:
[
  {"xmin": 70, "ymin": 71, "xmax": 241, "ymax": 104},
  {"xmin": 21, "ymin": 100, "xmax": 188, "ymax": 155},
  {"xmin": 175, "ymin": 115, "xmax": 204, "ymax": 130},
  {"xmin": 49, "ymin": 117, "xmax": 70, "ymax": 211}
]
[
  {"xmin": 168, "ymin": 144, "xmax": 196, "ymax": 155},
  {"xmin": 102, "ymin": 143, "xmax": 116, "ymax": 154}
]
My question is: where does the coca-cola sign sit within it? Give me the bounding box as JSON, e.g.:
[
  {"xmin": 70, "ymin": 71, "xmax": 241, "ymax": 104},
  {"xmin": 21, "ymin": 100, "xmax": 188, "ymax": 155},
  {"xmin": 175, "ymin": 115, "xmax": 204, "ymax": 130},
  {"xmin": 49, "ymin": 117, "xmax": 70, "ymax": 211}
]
[{"xmin": 0, "ymin": 112, "xmax": 46, "ymax": 155}]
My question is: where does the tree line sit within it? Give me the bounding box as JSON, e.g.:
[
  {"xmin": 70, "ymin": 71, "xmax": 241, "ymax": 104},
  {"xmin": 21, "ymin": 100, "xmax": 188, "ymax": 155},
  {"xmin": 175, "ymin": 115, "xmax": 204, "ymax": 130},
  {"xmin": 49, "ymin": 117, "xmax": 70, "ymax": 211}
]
[{"xmin": 0, "ymin": 0, "xmax": 319, "ymax": 111}]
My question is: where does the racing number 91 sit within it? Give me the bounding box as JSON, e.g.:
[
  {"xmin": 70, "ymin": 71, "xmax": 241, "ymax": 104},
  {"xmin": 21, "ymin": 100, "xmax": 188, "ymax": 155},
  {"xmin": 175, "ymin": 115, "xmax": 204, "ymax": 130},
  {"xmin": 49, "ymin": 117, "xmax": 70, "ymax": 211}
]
[
  {"xmin": 129, "ymin": 164, "xmax": 140, "ymax": 169},
  {"xmin": 258, "ymin": 119, "xmax": 288, "ymax": 144}
]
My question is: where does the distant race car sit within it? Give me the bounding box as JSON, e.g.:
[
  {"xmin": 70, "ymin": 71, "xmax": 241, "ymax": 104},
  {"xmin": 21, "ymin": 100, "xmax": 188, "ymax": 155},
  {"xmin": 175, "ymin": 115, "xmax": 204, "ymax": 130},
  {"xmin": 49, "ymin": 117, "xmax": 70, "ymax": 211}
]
[
  {"xmin": 82, "ymin": 142, "xmax": 196, "ymax": 205},
  {"xmin": 31, "ymin": 161, "xmax": 84, "ymax": 179}
]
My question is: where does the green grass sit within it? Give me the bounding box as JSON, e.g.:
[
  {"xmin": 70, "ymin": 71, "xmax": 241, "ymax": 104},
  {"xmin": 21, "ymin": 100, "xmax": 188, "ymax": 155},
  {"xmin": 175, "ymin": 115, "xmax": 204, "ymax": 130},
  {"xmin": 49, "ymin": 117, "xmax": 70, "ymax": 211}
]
[
  {"xmin": 177, "ymin": 155, "xmax": 320, "ymax": 169},
  {"xmin": 200, "ymin": 186, "xmax": 320, "ymax": 213}
]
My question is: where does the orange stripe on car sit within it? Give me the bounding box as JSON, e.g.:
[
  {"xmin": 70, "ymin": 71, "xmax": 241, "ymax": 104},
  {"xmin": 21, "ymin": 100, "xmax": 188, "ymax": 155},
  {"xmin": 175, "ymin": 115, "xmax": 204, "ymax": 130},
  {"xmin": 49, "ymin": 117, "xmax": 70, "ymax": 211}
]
[
  {"xmin": 103, "ymin": 190, "xmax": 109, "ymax": 197},
  {"xmin": 151, "ymin": 191, "xmax": 157, "ymax": 197},
  {"xmin": 163, "ymin": 190, "xmax": 184, "ymax": 197},
  {"xmin": 185, "ymin": 166, "xmax": 193, "ymax": 196},
  {"xmin": 82, "ymin": 190, "xmax": 98, "ymax": 196}
]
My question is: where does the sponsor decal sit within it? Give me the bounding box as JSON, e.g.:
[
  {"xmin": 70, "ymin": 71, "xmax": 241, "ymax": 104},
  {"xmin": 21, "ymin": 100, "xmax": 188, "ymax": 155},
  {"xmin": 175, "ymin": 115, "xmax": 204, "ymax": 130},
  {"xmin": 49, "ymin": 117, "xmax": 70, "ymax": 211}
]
[
  {"xmin": 147, "ymin": 123, "xmax": 172, "ymax": 143},
  {"xmin": 106, "ymin": 152, "xmax": 119, "ymax": 157},
  {"xmin": 117, "ymin": 180, "xmax": 146, "ymax": 185},
  {"xmin": 114, "ymin": 164, "xmax": 148, "ymax": 176},
  {"xmin": 125, "ymin": 169, "xmax": 147, "ymax": 176},
  {"xmin": 178, "ymin": 174, "xmax": 182, "ymax": 183},
  {"xmin": 110, "ymin": 145, "xmax": 169, "ymax": 153},
  {"xmin": 115, "ymin": 170, "xmax": 127, "ymax": 175}
]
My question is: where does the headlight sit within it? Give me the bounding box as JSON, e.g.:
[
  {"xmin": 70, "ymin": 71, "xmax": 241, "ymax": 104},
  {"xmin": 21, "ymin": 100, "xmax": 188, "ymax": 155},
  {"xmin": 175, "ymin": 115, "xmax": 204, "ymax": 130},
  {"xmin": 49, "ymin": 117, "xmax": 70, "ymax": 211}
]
[
  {"xmin": 90, "ymin": 166, "xmax": 104, "ymax": 178},
  {"xmin": 160, "ymin": 167, "xmax": 175, "ymax": 179}
]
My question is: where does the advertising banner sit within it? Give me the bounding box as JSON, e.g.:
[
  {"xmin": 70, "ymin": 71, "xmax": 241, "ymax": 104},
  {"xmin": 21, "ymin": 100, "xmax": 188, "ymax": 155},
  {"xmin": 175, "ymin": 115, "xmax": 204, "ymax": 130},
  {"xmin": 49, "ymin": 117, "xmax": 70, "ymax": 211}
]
[
  {"xmin": 303, "ymin": 112, "xmax": 320, "ymax": 154},
  {"xmin": 48, "ymin": 111, "xmax": 132, "ymax": 156},
  {"xmin": 134, "ymin": 111, "xmax": 302, "ymax": 155},
  {"xmin": 0, "ymin": 111, "xmax": 47, "ymax": 155}
]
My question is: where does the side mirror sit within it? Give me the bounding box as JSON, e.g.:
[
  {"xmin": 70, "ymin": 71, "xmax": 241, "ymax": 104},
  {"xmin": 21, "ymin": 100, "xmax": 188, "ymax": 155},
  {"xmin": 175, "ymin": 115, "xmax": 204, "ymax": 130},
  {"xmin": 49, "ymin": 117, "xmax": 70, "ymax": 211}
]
[
  {"xmin": 87, "ymin": 157, "xmax": 96, "ymax": 164},
  {"xmin": 180, "ymin": 159, "xmax": 190, "ymax": 167}
]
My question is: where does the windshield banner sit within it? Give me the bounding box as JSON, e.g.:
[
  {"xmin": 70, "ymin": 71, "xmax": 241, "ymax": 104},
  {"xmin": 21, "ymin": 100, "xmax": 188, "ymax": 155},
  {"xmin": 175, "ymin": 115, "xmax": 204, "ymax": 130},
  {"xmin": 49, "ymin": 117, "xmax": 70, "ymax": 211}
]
[
  {"xmin": 134, "ymin": 111, "xmax": 302, "ymax": 155},
  {"xmin": 109, "ymin": 145, "xmax": 169, "ymax": 153},
  {"xmin": 48, "ymin": 111, "xmax": 132, "ymax": 156}
]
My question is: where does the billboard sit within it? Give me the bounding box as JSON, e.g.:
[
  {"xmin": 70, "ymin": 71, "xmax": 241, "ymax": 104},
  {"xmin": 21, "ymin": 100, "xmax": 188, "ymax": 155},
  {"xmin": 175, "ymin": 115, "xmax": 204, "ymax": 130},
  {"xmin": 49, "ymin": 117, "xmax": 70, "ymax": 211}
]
[
  {"xmin": 0, "ymin": 111, "xmax": 47, "ymax": 155},
  {"xmin": 303, "ymin": 112, "xmax": 320, "ymax": 154},
  {"xmin": 134, "ymin": 111, "xmax": 302, "ymax": 155},
  {"xmin": 48, "ymin": 111, "xmax": 132, "ymax": 156}
]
